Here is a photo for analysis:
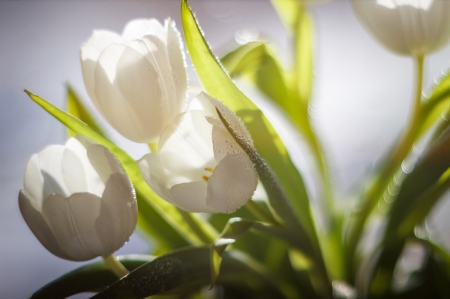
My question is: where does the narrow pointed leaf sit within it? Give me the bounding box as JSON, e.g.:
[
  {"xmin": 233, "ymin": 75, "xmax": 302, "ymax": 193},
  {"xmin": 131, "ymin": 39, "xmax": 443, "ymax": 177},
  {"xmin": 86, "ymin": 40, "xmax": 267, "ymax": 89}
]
[
  {"xmin": 25, "ymin": 90, "xmax": 217, "ymax": 250},
  {"xmin": 30, "ymin": 255, "xmax": 155, "ymax": 299},
  {"xmin": 215, "ymin": 107, "xmax": 332, "ymax": 295},
  {"xmin": 92, "ymin": 247, "xmax": 287, "ymax": 299},
  {"xmin": 66, "ymin": 85, "xmax": 103, "ymax": 137},
  {"xmin": 181, "ymin": 0, "xmax": 316, "ymax": 245}
]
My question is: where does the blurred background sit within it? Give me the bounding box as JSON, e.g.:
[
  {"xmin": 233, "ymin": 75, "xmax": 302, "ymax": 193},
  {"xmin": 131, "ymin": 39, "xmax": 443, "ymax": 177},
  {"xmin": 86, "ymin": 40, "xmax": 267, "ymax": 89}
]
[{"xmin": 1, "ymin": 0, "xmax": 450, "ymax": 297}]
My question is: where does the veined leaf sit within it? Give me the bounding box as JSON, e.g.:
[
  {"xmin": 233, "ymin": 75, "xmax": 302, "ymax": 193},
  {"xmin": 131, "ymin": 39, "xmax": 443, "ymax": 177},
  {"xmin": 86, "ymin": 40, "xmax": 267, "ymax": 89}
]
[
  {"xmin": 66, "ymin": 85, "xmax": 103, "ymax": 137},
  {"xmin": 30, "ymin": 255, "xmax": 155, "ymax": 299},
  {"xmin": 25, "ymin": 90, "xmax": 217, "ymax": 250},
  {"xmin": 92, "ymin": 247, "xmax": 287, "ymax": 299},
  {"xmin": 181, "ymin": 0, "xmax": 317, "ymax": 249},
  {"xmin": 210, "ymin": 217, "xmax": 291, "ymax": 288}
]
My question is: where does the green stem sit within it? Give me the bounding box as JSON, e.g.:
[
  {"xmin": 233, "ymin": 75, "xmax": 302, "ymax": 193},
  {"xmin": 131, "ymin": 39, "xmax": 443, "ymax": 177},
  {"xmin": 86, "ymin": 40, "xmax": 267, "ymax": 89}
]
[
  {"xmin": 345, "ymin": 55, "xmax": 425, "ymax": 281},
  {"xmin": 148, "ymin": 142, "xmax": 158, "ymax": 153},
  {"xmin": 103, "ymin": 254, "xmax": 129, "ymax": 278}
]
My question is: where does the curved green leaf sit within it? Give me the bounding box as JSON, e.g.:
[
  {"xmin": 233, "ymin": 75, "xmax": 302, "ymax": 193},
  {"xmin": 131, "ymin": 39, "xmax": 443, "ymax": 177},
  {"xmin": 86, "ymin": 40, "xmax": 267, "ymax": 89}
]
[
  {"xmin": 25, "ymin": 90, "xmax": 217, "ymax": 251},
  {"xmin": 66, "ymin": 85, "xmax": 103, "ymax": 137},
  {"xmin": 181, "ymin": 0, "xmax": 316, "ymax": 248},
  {"xmin": 31, "ymin": 255, "xmax": 155, "ymax": 299},
  {"xmin": 92, "ymin": 247, "xmax": 288, "ymax": 299},
  {"xmin": 221, "ymin": 41, "xmax": 291, "ymax": 111}
]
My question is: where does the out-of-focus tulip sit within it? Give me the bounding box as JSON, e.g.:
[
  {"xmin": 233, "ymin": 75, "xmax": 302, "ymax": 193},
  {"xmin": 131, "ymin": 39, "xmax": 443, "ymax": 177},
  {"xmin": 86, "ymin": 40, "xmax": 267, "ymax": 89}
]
[
  {"xmin": 138, "ymin": 93, "xmax": 258, "ymax": 214},
  {"xmin": 19, "ymin": 136, "xmax": 137, "ymax": 261},
  {"xmin": 80, "ymin": 18, "xmax": 188, "ymax": 142},
  {"xmin": 351, "ymin": 0, "xmax": 450, "ymax": 56}
]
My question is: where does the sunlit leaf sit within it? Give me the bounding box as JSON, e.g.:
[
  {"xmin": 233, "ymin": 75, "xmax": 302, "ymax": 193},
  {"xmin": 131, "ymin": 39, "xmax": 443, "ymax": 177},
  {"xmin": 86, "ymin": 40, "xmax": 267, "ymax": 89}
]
[
  {"xmin": 221, "ymin": 41, "xmax": 292, "ymax": 111},
  {"xmin": 180, "ymin": 0, "xmax": 317, "ymax": 249},
  {"xmin": 215, "ymin": 107, "xmax": 332, "ymax": 296},
  {"xmin": 66, "ymin": 85, "xmax": 103, "ymax": 137},
  {"xmin": 25, "ymin": 90, "xmax": 217, "ymax": 251},
  {"xmin": 30, "ymin": 255, "xmax": 155, "ymax": 299},
  {"xmin": 92, "ymin": 247, "xmax": 287, "ymax": 299}
]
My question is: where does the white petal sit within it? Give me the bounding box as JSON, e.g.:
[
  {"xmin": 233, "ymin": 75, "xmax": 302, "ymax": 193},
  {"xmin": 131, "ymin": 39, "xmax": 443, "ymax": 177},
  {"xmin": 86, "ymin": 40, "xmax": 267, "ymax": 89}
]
[
  {"xmin": 42, "ymin": 193, "xmax": 103, "ymax": 261},
  {"xmin": 23, "ymin": 145, "xmax": 70, "ymax": 207},
  {"xmin": 66, "ymin": 136, "xmax": 104, "ymax": 196},
  {"xmin": 159, "ymin": 111, "xmax": 213, "ymax": 167},
  {"xmin": 96, "ymin": 173, "xmax": 137, "ymax": 255},
  {"xmin": 166, "ymin": 19, "xmax": 188, "ymax": 108},
  {"xmin": 87, "ymin": 144, "xmax": 125, "ymax": 186},
  {"xmin": 122, "ymin": 18, "xmax": 167, "ymax": 44},
  {"xmin": 61, "ymin": 147, "xmax": 88, "ymax": 195},
  {"xmin": 80, "ymin": 30, "xmax": 122, "ymax": 109},
  {"xmin": 19, "ymin": 191, "xmax": 72, "ymax": 260},
  {"xmin": 82, "ymin": 30, "xmax": 123, "ymax": 58},
  {"xmin": 206, "ymin": 154, "xmax": 257, "ymax": 214},
  {"xmin": 211, "ymin": 125, "xmax": 245, "ymax": 163},
  {"xmin": 126, "ymin": 37, "xmax": 180, "ymax": 133},
  {"xmin": 94, "ymin": 44, "xmax": 162, "ymax": 142},
  {"xmin": 137, "ymin": 156, "xmax": 177, "ymax": 205},
  {"xmin": 205, "ymin": 94, "xmax": 254, "ymax": 146},
  {"xmin": 138, "ymin": 153, "xmax": 169, "ymax": 187},
  {"xmin": 169, "ymin": 181, "xmax": 217, "ymax": 213},
  {"xmin": 352, "ymin": 0, "xmax": 450, "ymax": 55}
]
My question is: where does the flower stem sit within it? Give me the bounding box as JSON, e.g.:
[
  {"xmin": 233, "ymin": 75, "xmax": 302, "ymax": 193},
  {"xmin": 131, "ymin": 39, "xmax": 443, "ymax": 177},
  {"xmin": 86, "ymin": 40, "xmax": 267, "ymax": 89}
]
[
  {"xmin": 102, "ymin": 254, "xmax": 129, "ymax": 278},
  {"xmin": 148, "ymin": 142, "xmax": 158, "ymax": 153},
  {"xmin": 345, "ymin": 54, "xmax": 425, "ymax": 281}
]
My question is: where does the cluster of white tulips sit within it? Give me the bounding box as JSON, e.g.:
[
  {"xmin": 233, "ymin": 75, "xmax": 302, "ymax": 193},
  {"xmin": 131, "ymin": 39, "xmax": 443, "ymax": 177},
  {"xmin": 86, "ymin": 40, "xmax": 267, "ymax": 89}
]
[
  {"xmin": 20, "ymin": 18, "xmax": 258, "ymax": 262},
  {"xmin": 18, "ymin": 0, "xmax": 450, "ymax": 297}
]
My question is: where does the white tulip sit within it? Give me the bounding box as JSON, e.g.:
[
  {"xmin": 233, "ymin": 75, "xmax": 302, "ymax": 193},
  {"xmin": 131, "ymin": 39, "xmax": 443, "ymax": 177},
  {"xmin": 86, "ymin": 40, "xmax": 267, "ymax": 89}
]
[
  {"xmin": 80, "ymin": 18, "xmax": 188, "ymax": 142},
  {"xmin": 138, "ymin": 93, "xmax": 258, "ymax": 214},
  {"xmin": 351, "ymin": 0, "xmax": 450, "ymax": 56},
  {"xmin": 19, "ymin": 136, "xmax": 137, "ymax": 261}
]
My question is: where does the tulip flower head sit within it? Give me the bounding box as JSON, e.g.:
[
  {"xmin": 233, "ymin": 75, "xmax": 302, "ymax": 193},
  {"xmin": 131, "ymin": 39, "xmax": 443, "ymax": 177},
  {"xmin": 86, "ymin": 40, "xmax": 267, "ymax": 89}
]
[
  {"xmin": 138, "ymin": 93, "xmax": 258, "ymax": 214},
  {"xmin": 352, "ymin": 0, "xmax": 450, "ymax": 56},
  {"xmin": 19, "ymin": 136, "xmax": 137, "ymax": 261},
  {"xmin": 80, "ymin": 18, "xmax": 188, "ymax": 142}
]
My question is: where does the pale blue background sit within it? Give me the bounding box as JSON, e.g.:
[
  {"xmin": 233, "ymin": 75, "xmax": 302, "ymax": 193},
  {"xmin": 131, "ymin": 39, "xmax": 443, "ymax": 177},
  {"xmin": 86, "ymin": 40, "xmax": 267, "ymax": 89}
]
[{"xmin": 1, "ymin": 0, "xmax": 450, "ymax": 298}]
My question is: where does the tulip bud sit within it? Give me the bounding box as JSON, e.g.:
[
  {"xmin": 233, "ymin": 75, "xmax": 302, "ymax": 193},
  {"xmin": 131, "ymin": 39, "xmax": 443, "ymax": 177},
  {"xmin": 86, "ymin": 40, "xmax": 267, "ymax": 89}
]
[
  {"xmin": 138, "ymin": 92, "xmax": 258, "ymax": 214},
  {"xmin": 351, "ymin": 0, "xmax": 450, "ymax": 56},
  {"xmin": 19, "ymin": 136, "xmax": 137, "ymax": 261},
  {"xmin": 80, "ymin": 18, "xmax": 188, "ymax": 142}
]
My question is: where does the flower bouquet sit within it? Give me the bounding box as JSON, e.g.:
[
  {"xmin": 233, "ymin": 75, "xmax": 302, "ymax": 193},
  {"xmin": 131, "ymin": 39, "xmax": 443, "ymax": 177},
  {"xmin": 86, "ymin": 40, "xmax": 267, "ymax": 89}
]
[{"xmin": 19, "ymin": 0, "xmax": 450, "ymax": 298}]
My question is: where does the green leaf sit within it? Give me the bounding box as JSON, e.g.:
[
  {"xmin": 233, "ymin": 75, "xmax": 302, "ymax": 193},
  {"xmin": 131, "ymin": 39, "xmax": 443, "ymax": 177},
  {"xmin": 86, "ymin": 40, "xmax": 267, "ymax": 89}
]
[
  {"xmin": 215, "ymin": 107, "xmax": 332, "ymax": 297},
  {"xmin": 181, "ymin": 0, "xmax": 317, "ymax": 248},
  {"xmin": 369, "ymin": 127, "xmax": 450, "ymax": 296},
  {"xmin": 66, "ymin": 85, "xmax": 103, "ymax": 137},
  {"xmin": 31, "ymin": 255, "xmax": 155, "ymax": 299},
  {"xmin": 92, "ymin": 247, "xmax": 288, "ymax": 299},
  {"xmin": 418, "ymin": 71, "xmax": 450, "ymax": 138},
  {"xmin": 25, "ymin": 90, "xmax": 217, "ymax": 251},
  {"xmin": 221, "ymin": 41, "xmax": 292, "ymax": 111},
  {"xmin": 386, "ymin": 126, "xmax": 450, "ymax": 241},
  {"xmin": 210, "ymin": 217, "xmax": 291, "ymax": 288}
]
